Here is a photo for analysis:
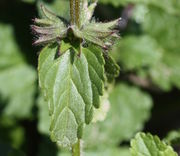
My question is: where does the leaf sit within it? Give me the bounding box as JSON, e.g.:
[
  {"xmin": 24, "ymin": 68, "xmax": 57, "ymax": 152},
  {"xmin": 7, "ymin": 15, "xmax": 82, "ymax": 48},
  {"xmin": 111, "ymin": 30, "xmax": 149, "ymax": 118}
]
[
  {"xmin": 0, "ymin": 65, "xmax": 36, "ymax": 118},
  {"xmin": 148, "ymin": 62, "xmax": 172, "ymax": 91},
  {"xmin": 148, "ymin": 52, "xmax": 180, "ymax": 91},
  {"xmin": 136, "ymin": 3, "xmax": 180, "ymax": 90},
  {"xmin": 38, "ymin": 43, "xmax": 105, "ymax": 147},
  {"xmin": 21, "ymin": 0, "xmax": 35, "ymax": 3},
  {"xmin": 37, "ymin": 0, "xmax": 70, "ymax": 20},
  {"xmin": 92, "ymin": 91, "xmax": 110, "ymax": 123},
  {"xmin": 111, "ymin": 35, "xmax": 162, "ymax": 70},
  {"xmin": 83, "ymin": 45, "xmax": 105, "ymax": 109},
  {"xmin": 0, "ymin": 24, "xmax": 23, "ymax": 69},
  {"xmin": 37, "ymin": 93, "xmax": 50, "ymax": 135},
  {"xmin": 32, "ymin": 5, "xmax": 67, "ymax": 45},
  {"xmin": 104, "ymin": 54, "xmax": 120, "ymax": 82},
  {"xmin": 130, "ymin": 132, "xmax": 178, "ymax": 156},
  {"xmin": 84, "ymin": 83, "xmax": 152, "ymax": 149},
  {"xmin": 58, "ymin": 147, "xmax": 131, "ymax": 156},
  {"xmin": 163, "ymin": 52, "xmax": 180, "ymax": 90},
  {"xmin": 127, "ymin": 4, "xmax": 180, "ymax": 91},
  {"xmin": 80, "ymin": 0, "xmax": 97, "ymax": 26},
  {"xmin": 100, "ymin": 0, "xmax": 180, "ymax": 14},
  {"xmin": 142, "ymin": 6, "xmax": 180, "ymax": 51},
  {"xmin": 0, "ymin": 24, "xmax": 36, "ymax": 119},
  {"xmin": 72, "ymin": 18, "xmax": 120, "ymax": 48},
  {"xmin": 84, "ymin": 147, "xmax": 131, "ymax": 156},
  {"xmin": 164, "ymin": 129, "xmax": 180, "ymax": 147}
]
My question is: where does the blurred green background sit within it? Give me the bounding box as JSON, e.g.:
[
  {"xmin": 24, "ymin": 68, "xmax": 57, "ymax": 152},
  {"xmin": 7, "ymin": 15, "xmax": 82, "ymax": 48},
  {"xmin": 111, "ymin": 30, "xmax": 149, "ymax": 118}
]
[{"xmin": 0, "ymin": 0, "xmax": 180, "ymax": 155}]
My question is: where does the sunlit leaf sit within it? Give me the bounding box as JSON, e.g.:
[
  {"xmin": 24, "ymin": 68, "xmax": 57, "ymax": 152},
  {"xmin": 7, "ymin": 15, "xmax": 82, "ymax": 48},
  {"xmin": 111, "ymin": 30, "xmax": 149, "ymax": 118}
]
[
  {"xmin": 58, "ymin": 147, "xmax": 131, "ymax": 156},
  {"xmin": 84, "ymin": 83, "xmax": 152, "ymax": 149},
  {"xmin": 38, "ymin": 43, "xmax": 105, "ymax": 147},
  {"xmin": 111, "ymin": 35, "xmax": 162, "ymax": 70},
  {"xmin": 37, "ymin": 0, "xmax": 70, "ymax": 19},
  {"xmin": 164, "ymin": 129, "xmax": 180, "ymax": 147},
  {"xmin": 37, "ymin": 93, "xmax": 50, "ymax": 135},
  {"xmin": 131, "ymin": 132, "xmax": 178, "ymax": 156},
  {"xmin": 0, "ymin": 24, "xmax": 36, "ymax": 118}
]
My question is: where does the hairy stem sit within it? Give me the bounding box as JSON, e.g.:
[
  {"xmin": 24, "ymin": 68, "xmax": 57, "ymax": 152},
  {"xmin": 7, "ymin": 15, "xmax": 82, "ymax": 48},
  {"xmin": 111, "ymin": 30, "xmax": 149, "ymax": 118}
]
[
  {"xmin": 72, "ymin": 139, "xmax": 81, "ymax": 156},
  {"xmin": 70, "ymin": 0, "xmax": 81, "ymax": 27}
]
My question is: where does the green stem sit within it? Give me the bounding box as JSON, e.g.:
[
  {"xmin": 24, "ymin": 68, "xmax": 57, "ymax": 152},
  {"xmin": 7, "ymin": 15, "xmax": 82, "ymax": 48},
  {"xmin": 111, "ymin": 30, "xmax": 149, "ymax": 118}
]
[
  {"xmin": 70, "ymin": 0, "xmax": 81, "ymax": 28},
  {"xmin": 72, "ymin": 139, "xmax": 81, "ymax": 156}
]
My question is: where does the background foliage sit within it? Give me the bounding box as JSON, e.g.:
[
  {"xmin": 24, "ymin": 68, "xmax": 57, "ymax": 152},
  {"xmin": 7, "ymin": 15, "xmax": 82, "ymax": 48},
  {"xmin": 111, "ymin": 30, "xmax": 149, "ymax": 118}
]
[{"xmin": 0, "ymin": 0, "xmax": 180, "ymax": 155}]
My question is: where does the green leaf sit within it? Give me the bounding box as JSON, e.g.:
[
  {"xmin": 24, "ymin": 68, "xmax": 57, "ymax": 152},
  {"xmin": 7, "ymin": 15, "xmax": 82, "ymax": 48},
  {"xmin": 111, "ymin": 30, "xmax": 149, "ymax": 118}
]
[
  {"xmin": 38, "ymin": 43, "xmax": 105, "ymax": 147},
  {"xmin": 72, "ymin": 18, "xmax": 120, "ymax": 48},
  {"xmin": 37, "ymin": 93, "xmax": 50, "ymax": 135},
  {"xmin": 84, "ymin": 83, "xmax": 152, "ymax": 149},
  {"xmin": 21, "ymin": 0, "xmax": 35, "ymax": 3},
  {"xmin": 58, "ymin": 147, "xmax": 131, "ymax": 156},
  {"xmin": 0, "ymin": 24, "xmax": 23, "ymax": 69},
  {"xmin": 85, "ymin": 147, "xmax": 131, "ymax": 156},
  {"xmin": 111, "ymin": 35, "xmax": 162, "ymax": 70},
  {"xmin": 163, "ymin": 52, "xmax": 180, "ymax": 90},
  {"xmin": 83, "ymin": 45, "xmax": 105, "ymax": 109},
  {"xmin": 130, "ymin": 132, "xmax": 178, "ymax": 156},
  {"xmin": 80, "ymin": 0, "xmax": 97, "ymax": 26},
  {"xmin": 104, "ymin": 54, "xmax": 120, "ymax": 82},
  {"xmin": 0, "ymin": 65, "xmax": 36, "ymax": 118},
  {"xmin": 33, "ymin": 5, "xmax": 67, "ymax": 45},
  {"xmin": 37, "ymin": 0, "xmax": 70, "ymax": 20},
  {"xmin": 135, "ymin": 3, "xmax": 180, "ymax": 90},
  {"xmin": 148, "ymin": 62, "xmax": 172, "ymax": 91},
  {"xmin": 142, "ymin": 6, "xmax": 180, "ymax": 51},
  {"xmin": 92, "ymin": 91, "xmax": 110, "ymax": 123},
  {"xmin": 164, "ymin": 129, "xmax": 180, "ymax": 147},
  {"xmin": 148, "ymin": 52, "xmax": 180, "ymax": 91},
  {"xmin": 100, "ymin": 0, "xmax": 180, "ymax": 14},
  {"xmin": 0, "ymin": 24, "xmax": 36, "ymax": 119},
  {"xmin": 140, "ymin": 51, "xmax": 180, "ymax": 91}
]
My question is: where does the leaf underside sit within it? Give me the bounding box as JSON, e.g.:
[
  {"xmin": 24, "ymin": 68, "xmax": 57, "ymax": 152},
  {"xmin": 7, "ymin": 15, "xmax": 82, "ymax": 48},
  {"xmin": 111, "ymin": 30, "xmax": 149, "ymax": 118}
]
[{"xmin": 38, "ymin": 44, "xmax": 104, "ymax": 147}]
